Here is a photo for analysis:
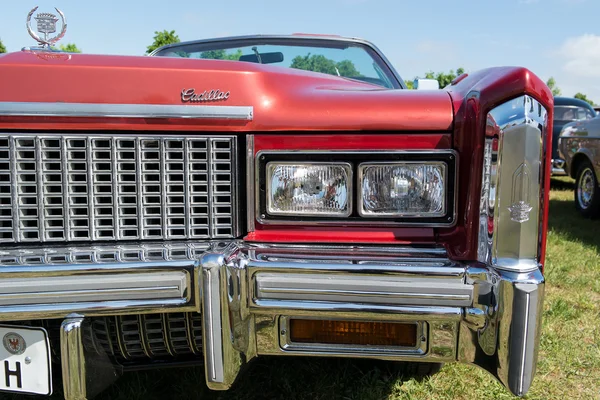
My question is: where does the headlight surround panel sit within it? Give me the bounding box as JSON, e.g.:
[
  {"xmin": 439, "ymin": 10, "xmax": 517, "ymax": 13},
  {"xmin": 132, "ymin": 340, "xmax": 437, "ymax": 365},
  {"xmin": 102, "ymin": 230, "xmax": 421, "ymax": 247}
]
[{"xmin": 256, "ymin": 151, "xmax": 457, "ymax": 226}]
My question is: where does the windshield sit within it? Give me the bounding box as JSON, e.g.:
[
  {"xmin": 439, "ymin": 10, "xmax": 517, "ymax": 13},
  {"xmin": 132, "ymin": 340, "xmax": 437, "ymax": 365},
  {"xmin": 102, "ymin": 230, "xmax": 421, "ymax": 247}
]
[
  {"xmin": 153, "ymin": 38, "xmax": 400, "ymax": 89},
  {"xmin": 554, "ymin": 105, "xmax": 596, "ymax": 121}
]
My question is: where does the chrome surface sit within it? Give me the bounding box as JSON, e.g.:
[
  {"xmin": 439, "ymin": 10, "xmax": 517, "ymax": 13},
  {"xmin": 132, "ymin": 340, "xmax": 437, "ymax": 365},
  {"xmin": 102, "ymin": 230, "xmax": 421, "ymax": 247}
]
[
  {"xmin": 200, "ymin": 246, "xmax": 255, "ymax": 390},
  {"xmin": 26, "ymin": 6, "xmax": 67, "ymax": 49},
  {"xmin": 0, "ymin": 240, "xmax": 546, "ymax": 397},
  {"xmin": 0, "ymin": 102, "xmax": 253, "ymax": 120},
  {"xmin": 246, "ymin": 135, "xmax": 255, "ymax": 232},
  {"xmin": 254, "ymin": 150, "xmax": 458, "ymax": 227},
  {"xmin": 61, "ymin": 317, "xmax": 86, "ymax": 400},
  {"xmin": 459, "ymin": 267, "xmax": 544, "ymax": 397},
  {"xmin": 255, "ymin": 273, "xmax": 472, "ymax": 307},
  {"xmin": 89, "ymin": 312, "xmax": 203, "ymax": 360},
  {"xmin": 148, "ymin": 34, "xmax": 407, "ymax": 89},
  {"xmin": 279, "ymin": 317, "xmax": 427, "ymax": 355},
  {"xmin": 577, "ymin": 167, "xmax": 595, "ymax": 209},
  {"xmin": 181, "ymin": 89, "xmax": 231, "ymax": 103},
  {"xmin": 478, "ymin": 95, "xmax": 546, "ymax": 272},
  {"xmin": 0, "ymin": 242, "xmax": 219, "ymax": 321},
  {"xmin": 0, "ymin": 271, "xmax": 188, "ymax": 305},
  {"xmin": 0, "ymin": 242, "xmax": 211, "ymax": 266},
  {"xmin": 0, "ymin": 133, "xmax": 238, "ymax": 243}
]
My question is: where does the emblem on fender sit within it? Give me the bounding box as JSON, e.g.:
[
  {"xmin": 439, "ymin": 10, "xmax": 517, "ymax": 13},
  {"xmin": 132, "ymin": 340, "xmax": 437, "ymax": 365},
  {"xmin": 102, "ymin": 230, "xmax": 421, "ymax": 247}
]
[
  {"xmin": 3, "ymin": 332, "xmax": 26, "ymax": 355},
  {"xmin": 181, "ymin": 88, "xmax": 230, "ymax": 103},
  {"xmin": 26, "ymin": 6, "xmax": 68, "ymax": 49},
  {"xmin": 508, "ymin": 163, "xmax": 533, "ymax": 223}
]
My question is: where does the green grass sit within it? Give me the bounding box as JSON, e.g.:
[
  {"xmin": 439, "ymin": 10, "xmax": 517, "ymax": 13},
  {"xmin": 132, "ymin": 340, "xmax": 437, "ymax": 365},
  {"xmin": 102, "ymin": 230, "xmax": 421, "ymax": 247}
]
[{"xmin": 11, "ymin": 177, "xmax": 600, "ymax": 400}]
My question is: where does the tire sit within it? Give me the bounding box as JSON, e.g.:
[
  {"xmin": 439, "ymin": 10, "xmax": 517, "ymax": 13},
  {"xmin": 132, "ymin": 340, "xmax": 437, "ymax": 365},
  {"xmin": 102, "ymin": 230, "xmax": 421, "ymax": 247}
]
[{"xmin": 574, "ymin": 159, "xmax": 600, "ymax": 218}]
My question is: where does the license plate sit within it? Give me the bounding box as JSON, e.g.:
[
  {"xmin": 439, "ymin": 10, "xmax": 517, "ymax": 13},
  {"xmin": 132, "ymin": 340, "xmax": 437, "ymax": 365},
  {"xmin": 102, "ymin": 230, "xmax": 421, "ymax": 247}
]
[{"xmin": 0, "ymin": 325, "xmax": 52, "ymax": 396}]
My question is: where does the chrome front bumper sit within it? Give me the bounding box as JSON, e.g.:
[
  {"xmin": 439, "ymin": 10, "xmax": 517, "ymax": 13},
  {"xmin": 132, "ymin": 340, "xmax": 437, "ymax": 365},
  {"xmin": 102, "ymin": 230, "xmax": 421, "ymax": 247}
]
[{"xmin": 0, "ymin": 242, "xmax": 544, "ymax": 398}]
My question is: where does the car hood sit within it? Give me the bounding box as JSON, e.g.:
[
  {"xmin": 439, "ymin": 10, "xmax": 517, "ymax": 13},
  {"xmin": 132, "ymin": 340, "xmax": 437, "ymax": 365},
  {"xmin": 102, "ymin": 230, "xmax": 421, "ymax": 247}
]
[{"xmin": 0, "ymin": 51, "xmax": 453, "ymax": 132}]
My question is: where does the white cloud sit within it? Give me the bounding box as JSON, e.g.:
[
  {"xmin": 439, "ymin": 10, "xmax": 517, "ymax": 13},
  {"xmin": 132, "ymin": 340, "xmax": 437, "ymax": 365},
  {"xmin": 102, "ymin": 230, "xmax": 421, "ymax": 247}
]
[{"xmin": 559, "ymin": 34, "xmax": 600, "ymax": 78}]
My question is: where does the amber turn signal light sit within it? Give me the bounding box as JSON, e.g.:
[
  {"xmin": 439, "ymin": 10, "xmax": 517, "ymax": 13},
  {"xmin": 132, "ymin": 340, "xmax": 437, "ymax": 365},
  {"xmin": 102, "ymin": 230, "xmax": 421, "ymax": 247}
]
[{"xmin": 289, "ymin": 319, "xmax": 418, "ymax": 347}]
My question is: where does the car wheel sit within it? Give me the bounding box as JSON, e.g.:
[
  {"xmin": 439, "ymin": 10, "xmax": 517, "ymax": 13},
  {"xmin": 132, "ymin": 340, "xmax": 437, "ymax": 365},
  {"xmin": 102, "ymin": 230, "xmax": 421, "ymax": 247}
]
[{"xmin": 574, "ymin": 159, "xmax": 600, "ymax": 218}]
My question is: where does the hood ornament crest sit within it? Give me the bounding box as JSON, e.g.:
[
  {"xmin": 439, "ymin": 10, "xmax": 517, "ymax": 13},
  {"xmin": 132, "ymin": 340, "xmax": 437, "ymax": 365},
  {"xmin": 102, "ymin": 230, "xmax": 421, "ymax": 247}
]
[
  {"xmin": 508, "ymin": 162, "xmax": 533, "ymax": 223},
  {"xmin": 26, "ymin": 6, "xmax": 68, "ymax": 49}
]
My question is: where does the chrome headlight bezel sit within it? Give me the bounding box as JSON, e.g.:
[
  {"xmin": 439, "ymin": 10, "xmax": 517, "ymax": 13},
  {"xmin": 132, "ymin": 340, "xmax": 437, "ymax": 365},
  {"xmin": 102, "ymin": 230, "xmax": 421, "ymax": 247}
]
[{"xmin": 255, "ymin": 150, "xmax": 457, "ymax": 226}]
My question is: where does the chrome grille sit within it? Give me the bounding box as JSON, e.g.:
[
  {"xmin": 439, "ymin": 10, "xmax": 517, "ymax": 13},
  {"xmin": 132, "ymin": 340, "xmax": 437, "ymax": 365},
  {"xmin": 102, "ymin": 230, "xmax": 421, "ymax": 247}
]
[
  {"xmin": 0, "ymin": 134, "xmax": 238, "ymax": 243},
  {"xmin": 89, "ymin": 313, "xmax": 203, "ymax": 361},
  {"xmin": 0, "ymin": 241, "xmax": 213, "ymax": 265}
]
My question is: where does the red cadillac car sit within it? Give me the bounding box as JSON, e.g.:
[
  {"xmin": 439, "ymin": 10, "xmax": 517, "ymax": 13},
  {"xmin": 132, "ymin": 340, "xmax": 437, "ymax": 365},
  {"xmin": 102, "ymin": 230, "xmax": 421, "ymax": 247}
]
[{"xmin": 0, "ymin": 7, "xmax": 553, "ymax": 400}]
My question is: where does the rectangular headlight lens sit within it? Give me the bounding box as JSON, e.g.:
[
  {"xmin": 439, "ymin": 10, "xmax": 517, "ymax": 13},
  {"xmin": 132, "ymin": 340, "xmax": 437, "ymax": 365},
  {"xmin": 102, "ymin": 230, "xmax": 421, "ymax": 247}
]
[
  {"xmin": 360, "ymin": 162, "xmax": 446, "ymax": 217},
  {"xmin": 266, "ymin": 162, "xmax": 352, "ymax": 217}
]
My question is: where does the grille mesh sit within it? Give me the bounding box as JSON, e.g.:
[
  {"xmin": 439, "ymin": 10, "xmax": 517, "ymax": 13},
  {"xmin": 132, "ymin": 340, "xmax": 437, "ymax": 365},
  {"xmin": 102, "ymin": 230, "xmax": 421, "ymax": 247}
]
[
  {"xmin": 87, "ymin": 313, "xmax": 203, "ymax": 361},
  {"xmin": 0, "ymin": 134, "xmax": 237, "ymax": 243}
]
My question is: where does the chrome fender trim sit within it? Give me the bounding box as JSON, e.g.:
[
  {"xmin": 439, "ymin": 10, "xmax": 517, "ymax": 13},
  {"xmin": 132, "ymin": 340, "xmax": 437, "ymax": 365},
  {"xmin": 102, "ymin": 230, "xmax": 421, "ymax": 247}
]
[{"xmin": 459, "ymin": 267, "xmax": 544, "ymax": 397}]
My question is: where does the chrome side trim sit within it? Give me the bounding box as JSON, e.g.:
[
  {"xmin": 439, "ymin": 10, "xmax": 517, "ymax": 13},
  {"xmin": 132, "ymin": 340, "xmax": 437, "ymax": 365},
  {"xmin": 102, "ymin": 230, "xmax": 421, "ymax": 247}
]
[
  {"xmin": 255, "ymin": 273, "xmax": 472, "ymax": 307},
  {"xmin": 246, "ymin": 135, "xmax": 255, "ymax": 233},
  {"xmin": 0, "ymin": 102, "xmax": 253, "ymax": 120},
  {"xmin": 0, "ymin": 271, "xmax": 188, "ymax": 305},
  {"xmin": 61, "ymin": 316, "xmax": 87, "ymax": 400}
]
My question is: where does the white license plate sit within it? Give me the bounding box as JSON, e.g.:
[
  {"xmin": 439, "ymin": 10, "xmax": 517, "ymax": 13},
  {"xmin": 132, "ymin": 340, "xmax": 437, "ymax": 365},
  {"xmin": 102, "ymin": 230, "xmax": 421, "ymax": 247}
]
[{"xmin": 0, "ymin": 325, "xmax": 52, "ymax": 396}]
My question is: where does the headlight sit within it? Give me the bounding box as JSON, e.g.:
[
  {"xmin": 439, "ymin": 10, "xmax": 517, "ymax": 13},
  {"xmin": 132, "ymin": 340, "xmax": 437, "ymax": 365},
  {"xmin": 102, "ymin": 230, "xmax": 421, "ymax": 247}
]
[
  {"xmin": 359, "ymin": 162, "xmax": 446, "ymax": 217},
  {"xmin": 266, "ymin": 162, "xmax": 352, "ymax": 217}
]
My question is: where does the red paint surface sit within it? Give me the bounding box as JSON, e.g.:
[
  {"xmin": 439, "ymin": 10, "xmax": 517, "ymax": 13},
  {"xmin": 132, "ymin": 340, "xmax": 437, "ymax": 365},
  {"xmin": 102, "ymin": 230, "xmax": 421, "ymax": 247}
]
[
  {"xmin": 0, "ymin": 51, "xmax": 453, "ymax": 132},
  {"xmin": 254, "ymin": 133, "xmax": 452, "ymax": 151},
  {"xmin": 0, "ymin": 53, "xmax": 554, "ymax": 268},
  {"xmin": 246, "ymin": 228, "xmax": 434, "ymax": 244}
]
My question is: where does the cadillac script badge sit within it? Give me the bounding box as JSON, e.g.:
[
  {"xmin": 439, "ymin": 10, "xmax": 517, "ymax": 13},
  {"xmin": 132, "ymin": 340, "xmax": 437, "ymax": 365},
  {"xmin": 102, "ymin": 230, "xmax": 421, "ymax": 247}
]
[
  {"xmin": 181, "ymin": 88, "xmax": 230, "ymax": 103},
  {"xmin": 508, "ymin": 163, "xmax": 533, "ymax": 223},
  {"xmin": 26, "ymin": 6, "xmax": 68, "ymax": 49},
  {"xmin": 3, "ymin": 332, "xmax": 26, "ymax": 355}
]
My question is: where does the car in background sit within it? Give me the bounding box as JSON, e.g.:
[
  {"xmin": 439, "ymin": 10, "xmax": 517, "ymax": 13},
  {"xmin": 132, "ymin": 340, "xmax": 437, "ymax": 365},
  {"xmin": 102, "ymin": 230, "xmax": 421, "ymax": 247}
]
[
  {"xmin": 551, "ymin": 97, "xmax": 596, "ymax": 175},
  {"xmin": 558, "ymin": 115, "xmax": 600, "ymax": 218}
]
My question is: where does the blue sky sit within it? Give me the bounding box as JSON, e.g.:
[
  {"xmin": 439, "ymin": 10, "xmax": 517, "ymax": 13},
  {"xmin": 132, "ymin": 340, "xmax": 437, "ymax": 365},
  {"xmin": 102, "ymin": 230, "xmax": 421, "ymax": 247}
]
[{"xmin": 2, "ymin": 0, "xmax": 600, "ymax": 100}]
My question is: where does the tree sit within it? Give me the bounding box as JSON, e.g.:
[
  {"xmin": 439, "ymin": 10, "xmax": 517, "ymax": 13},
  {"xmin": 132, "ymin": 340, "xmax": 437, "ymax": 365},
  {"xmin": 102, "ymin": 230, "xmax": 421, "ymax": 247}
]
[
  {"xmin": 58, "ymin": 43, "xmax": 81, "ymax": 53},
  {"xmin": 574, "ymin": 92, "xmax": 595, "ymax": 106},
  {"xmin": 546, "ymin": 77, "xmax": 561, "ymax": 96},
  {"xmin": 146, "ymin": 30, "xmax": 180, "ymax": 54},
  {"xmin": 199, "ymin": 49, "xmax": 243, "ymax": 61},
  {"xmin": 424, "ymin": 67, "xmax": 465, "ymax": 89},
  {"xmin": 290, "ymin": 54, "xmax": 362, "ymax": 78},
  {"xmin": 0, "ymin": 38, "xmax": 6, "ymax": 54}
]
